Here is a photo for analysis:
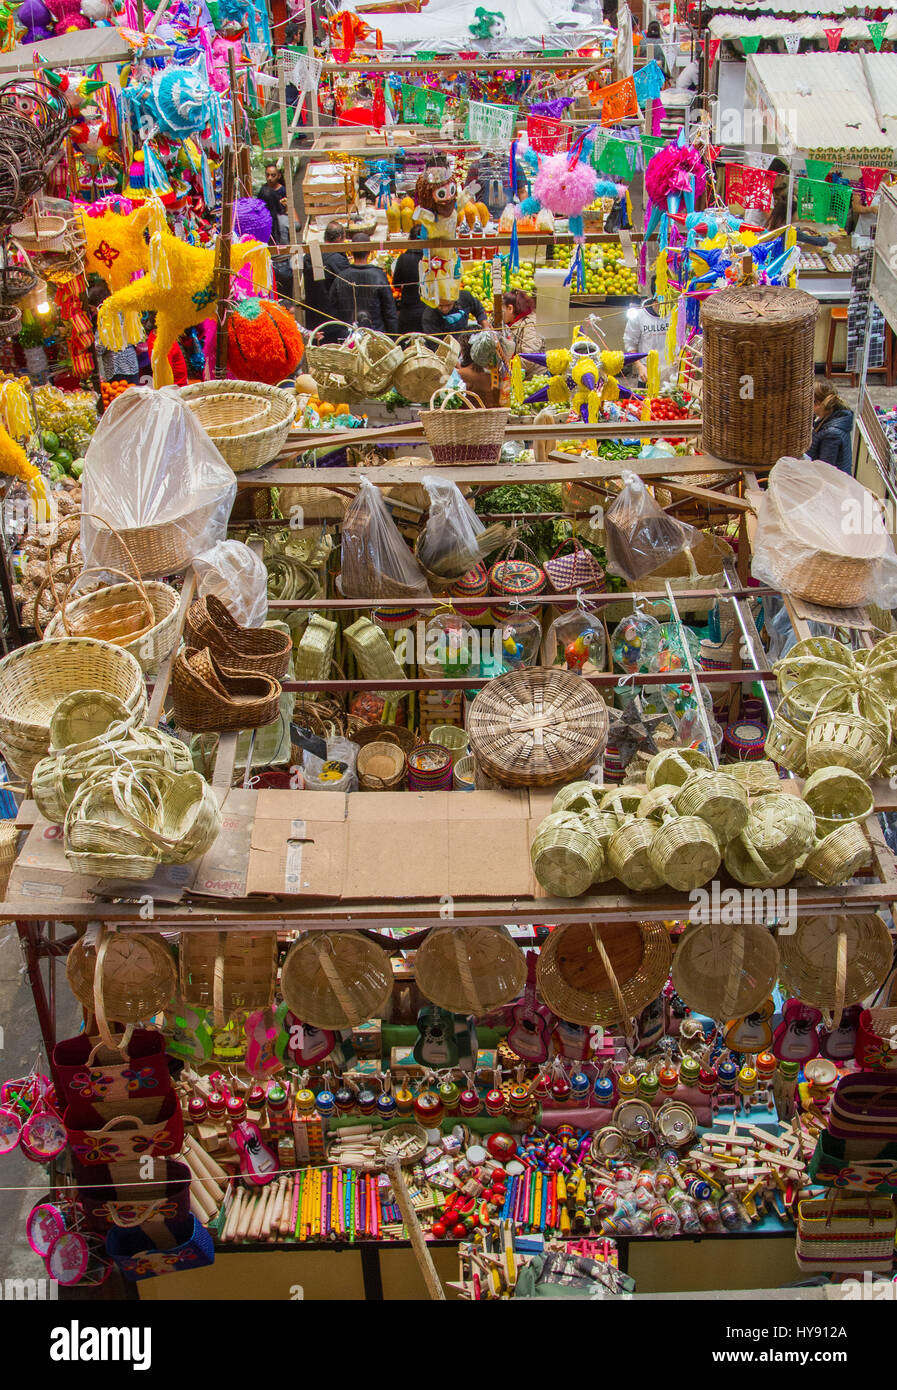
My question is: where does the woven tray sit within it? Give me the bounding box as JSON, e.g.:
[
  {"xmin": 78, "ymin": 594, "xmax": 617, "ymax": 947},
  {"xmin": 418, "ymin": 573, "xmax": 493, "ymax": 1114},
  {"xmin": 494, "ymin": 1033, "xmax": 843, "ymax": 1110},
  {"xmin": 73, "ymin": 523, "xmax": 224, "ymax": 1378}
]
[{"xmin": 467, "ymin": 666, "xmax": 609, "ymax": 787}]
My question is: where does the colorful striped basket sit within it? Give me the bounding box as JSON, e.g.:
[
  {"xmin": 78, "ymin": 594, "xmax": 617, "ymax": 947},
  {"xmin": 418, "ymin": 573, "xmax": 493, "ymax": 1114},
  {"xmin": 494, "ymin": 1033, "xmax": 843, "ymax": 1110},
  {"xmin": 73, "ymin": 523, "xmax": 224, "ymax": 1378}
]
[{"xmin": 406, "ymin": 743, "xmax": 454, "ymax": 791}]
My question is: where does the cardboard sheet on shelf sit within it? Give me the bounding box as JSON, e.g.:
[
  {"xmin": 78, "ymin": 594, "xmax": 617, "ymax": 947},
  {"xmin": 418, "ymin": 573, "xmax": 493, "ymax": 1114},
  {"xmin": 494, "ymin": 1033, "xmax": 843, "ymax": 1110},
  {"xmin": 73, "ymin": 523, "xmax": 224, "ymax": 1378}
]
[{"xmin": 246, "ymin": 790, "xmax": 348, "ymax": 899}]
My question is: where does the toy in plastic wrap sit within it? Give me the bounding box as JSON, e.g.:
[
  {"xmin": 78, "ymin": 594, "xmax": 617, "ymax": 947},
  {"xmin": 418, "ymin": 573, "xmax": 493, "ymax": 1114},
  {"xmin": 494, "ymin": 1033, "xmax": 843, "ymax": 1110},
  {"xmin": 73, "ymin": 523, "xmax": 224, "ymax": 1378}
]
[{"xmin": 611, "ymin": 606, "xmax": 661, "ymax": 673}]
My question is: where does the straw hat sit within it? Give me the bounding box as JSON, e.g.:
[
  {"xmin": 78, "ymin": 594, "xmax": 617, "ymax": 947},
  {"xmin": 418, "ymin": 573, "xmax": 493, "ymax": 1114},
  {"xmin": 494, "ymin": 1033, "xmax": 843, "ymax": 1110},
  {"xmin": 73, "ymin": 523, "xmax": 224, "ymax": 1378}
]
[
  {"xmin": 280, "ymin": 932, "xmax": 393, "ymax": 1030},
  {"xmin": 778, "ymin": 914, "xmax": 892, "ymax": 1023},
  {"xmin": 672, "ymin": 922, "xmax": 779, "ymax": 1020},
  {"xmin": 536, "ymin": 921, "xmax": 672, "ymax": 1026},
  {"xmin": 415, "ymin": 923, "xmax": 525, "ymax": 1015}
]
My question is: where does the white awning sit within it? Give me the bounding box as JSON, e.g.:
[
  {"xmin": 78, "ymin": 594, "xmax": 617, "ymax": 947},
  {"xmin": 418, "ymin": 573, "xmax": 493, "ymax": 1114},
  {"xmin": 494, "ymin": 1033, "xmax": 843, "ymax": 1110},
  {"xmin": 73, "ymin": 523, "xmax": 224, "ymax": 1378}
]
[
  {"xmin": 0, "ymin": 27, "xmax": 168, "ymax": 74},
  {"xmin": 745, "ymin": 51, "xmax": 897, "ymax": 164}
]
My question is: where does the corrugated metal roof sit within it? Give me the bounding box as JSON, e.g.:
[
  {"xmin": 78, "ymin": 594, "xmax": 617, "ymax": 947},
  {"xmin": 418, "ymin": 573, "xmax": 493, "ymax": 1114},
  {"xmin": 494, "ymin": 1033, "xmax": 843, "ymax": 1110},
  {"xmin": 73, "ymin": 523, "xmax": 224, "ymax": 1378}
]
[{"xmin": 746, "ymin": 52, "xmax": 897, "ymax": 162}]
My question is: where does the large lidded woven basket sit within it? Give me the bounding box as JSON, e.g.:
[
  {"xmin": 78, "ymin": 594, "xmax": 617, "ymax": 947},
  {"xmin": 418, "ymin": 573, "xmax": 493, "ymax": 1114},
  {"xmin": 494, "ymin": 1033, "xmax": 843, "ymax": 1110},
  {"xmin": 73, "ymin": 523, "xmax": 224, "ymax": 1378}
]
[
  {"xmin": 415, "ymin": 923, "xmax": 525, "ymax": 1014},
  {"xmin": 537, "ymin": 920, "xmax": 672, "ymax": 1026},
  {"xmin": 467, "ymin": 666, "xmax": 609, "ymax": 787},
  {"xmin": 700, "ymin": 286, "xmax": 818, "ymax": 467}
]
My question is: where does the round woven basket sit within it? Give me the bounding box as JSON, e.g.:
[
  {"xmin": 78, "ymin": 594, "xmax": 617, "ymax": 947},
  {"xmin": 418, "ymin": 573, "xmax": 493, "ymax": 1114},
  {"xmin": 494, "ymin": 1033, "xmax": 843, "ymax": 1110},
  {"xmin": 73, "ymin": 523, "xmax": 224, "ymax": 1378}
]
[
  {"xmin": 280, "ymin": 932, "xmax": 393, "ymax": 1030},
  {"xmin": 743, "ymin": 793, "xmax": 816, "ymax": 870},
  {"xmin": 66, "ymin": 928, "xmax": 177, "ymax": 1048},
  {"xmin": 649, "ymin": 814, "xmax": 721, "ymax": 892},
  {"xmin": 675, "ymin": 770, "xmax": 748, "ymax": 845},
  {"xmin": 429, "ymin": 724, "xmax": 469, "ymax": 764},
  {"xmin": 179, "ymin": 930, "xmax": 277, "ymax": 1027},
  {"xmin": 577, "ymin": 808, "xmax": 621, "ymax": 881},
  {"xmin": 672, "ymin": 922, "xmax": 779, "ymax": 1020},
  {"xmin": 636, "ymin": 784, "xmax": 680, "ymax": 821},
  {"xmin": 801, "ymin": 766, "xmax": 874, "ymax": 837},
  {"xmin": 700, "ymin": 286, "xmax": 818, "ymax": 467},
  {"xmin": 803, "ymin": 822, "xmax": 871, "ymax": 886},
  {"xmin": 350, "ymin": 724, "xmax": 417, "ymax": 756},
  {"xmin": 49, "ymin": 690, "xmax": 134, "ymax": 755},
  {"xmin": 724, "ymin": 832, "xmax": 797, "ymax": 887},
  {"xmin": 467, "ymin": 667, "xmax": 609, "ymax": 788},
  {"xmin": 645, "ymin": 748, "xmax": 713, "ymax": 789},
  {"xmin": 764, "ymin": 707, "xmax": 809, "ymax": 775},
  {"xmin": 0, "ymin": 638, "xmax": 146, "ymax": 781},
  {"xmin": 552, "ymin": 781, "xmax": 603, "ymax": 815},
  {"xmin": 392, "ymin": 334, "xmax": 460, "ymax": 404},
  {"xmin": 420, "ymin": 390, "xmax": 508, "ymax": 467},
  {"xmin": 531, "ymin": 811, "xmax": 604, "ymax": 896},
  {"xmin": 536, "ymin": 921, "xmax": 672, "ymax": 1027},
  {"xmin": 805, "ymin": 710, "xmax": 887, "ymax": 779},
  {"xmin": 181, "ymin": 381, "xmax": 297, "ymax": 473},
  {"xmin": 453, "ymin": 753, "xmax": 476, "ymax": 790},
  {"xmin": 729, "ymin": 759, "xmax": 782, "ymax": 796},
  {"xmin": 357, "ymin": 740, "xmax": 406, "ymax": 791},
  {"xmin": 406, "ymin": 743, "xmax": 453, "ymax": 791},
  {"xmin": 778, "ymin": 914, "xmax": 892, "ymax": 1023},
  {"xmin": 605, "ymin": 814, "xmax": 664, "ymax": 892},
  {"xmin": 415, "ymin": 922, "xmax": 525, "ymax": 1014},
  {"xmin": 43, "ymin": 578, "xmax": 180, "ymax": 674}
]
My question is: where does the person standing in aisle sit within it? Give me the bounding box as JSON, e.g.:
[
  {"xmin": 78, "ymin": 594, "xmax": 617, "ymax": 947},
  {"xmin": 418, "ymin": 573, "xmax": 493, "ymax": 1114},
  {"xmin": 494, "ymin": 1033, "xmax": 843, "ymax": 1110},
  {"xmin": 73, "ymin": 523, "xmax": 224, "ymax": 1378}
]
[
  {"xmin": 303, "ymin": 222, "xmax": 351, "ymax": 334},
  {"xmin": 328, "ymin": 233, "xmax": 398, "ymax": 334},
  {"xmin": 391, "ymin": 224, "xmax": 426, "ymax": 334},
  {"xmin": 257, "ymin": 162, "xmax": 288, "ymax": 244},
  {"xmin": 810, "ymin": 378, "xmax": 854, "ymax": 474}
]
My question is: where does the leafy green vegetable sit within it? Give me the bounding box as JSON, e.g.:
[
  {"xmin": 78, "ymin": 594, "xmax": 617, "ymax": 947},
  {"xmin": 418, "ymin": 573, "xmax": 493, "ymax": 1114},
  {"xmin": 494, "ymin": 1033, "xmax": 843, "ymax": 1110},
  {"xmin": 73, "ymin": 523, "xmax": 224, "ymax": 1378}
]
[{"xmin": 475, "ymin": 483, "xmax": 564, "ymax": 561}]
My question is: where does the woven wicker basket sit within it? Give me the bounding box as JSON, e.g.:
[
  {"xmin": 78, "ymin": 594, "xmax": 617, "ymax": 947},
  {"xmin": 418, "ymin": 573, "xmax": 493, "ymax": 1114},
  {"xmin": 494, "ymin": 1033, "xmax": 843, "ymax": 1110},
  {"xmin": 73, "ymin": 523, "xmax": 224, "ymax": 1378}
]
[
  {"xmin": 723, "ymin": 832, "xmax": 797, "ymax": 888},
  {"xmin": 645, "ymin": 747, "xmax": 713, "ymax": 789},
  {"xmin": 181, "ymin": 381, "xmax": 297, "ymax": 473},
  {"xmin": 392, "ymin": 334, "xmax": 460, "ymax": 404},
  {"xmin": 805, "ymin": 709, "xmax": 887, "ymax": 778},
  {"xmin": 352, "ymin": 328, "xmax": 404, "ymax": 396},
  {"xmin": 66, "ymin": 928, "xmax": 177, "ymax": 1048},
  {"xmin": 420, "ymin": 390, "xmax": 508, "ymax": 467},
  {"xmin": 357, "ymin": 740, "xmax": 406, "ymax": 790},
  {"xmin": 673, "ymin": 922, "xmax": 779, "ymax": 1019},
  {"xmin": 536, "ymin": 920, "xmax": 672, "ymax": 1027},
  {"xmin": 700, "ymin": 287, "xmax": 818, "ymax": 467},
  {"xmin": 729, "ymin": 759, "xmax": 782, "ymax": 795},
  {"xmin": 49, "ymin": 690, "xmax": 135, "ymax": 755},
  {"xmin": 577, "ymin": 807, "xmax": 620, "ymax": 881},
  {"xmin": 43, "ymin": 577, "xmax": 180, "ymax": 675},
  {"xmin": 429, "ymin": 724, "xmax": 469, "ymax": 763},
  {"xmin": 636, "ymin": 784, "xmax": 680, "ymax": 822},
  {"xmin": 531, "ymin": 811, "xmax": 604, "ymax": 896},
  {"xmin": 801, "ymin": 766, "xmax": 874, "ymax": 837},
  {"xmin": 743, "ymin": 793, "xmax": 816, "ymax": 870},
  {"xmin": 110, "ymin": 766, "xmax": 221, "ymax": 866},
  {"xmin": 551, "ymin": 781, "xmax": 603, "ymax": 815},
  {"xmin": 764, "ymin": 707, "xmax": 809, "ymax": 775},
  {"xmin": 803, "ymin": 823, "xmax": 871, "ymax": 886},
  {"xmin": 172, "ymin": 647, "xmax": 282, "ymax": 734},
  {"xmin": 778, "ymin": 914, "xmax": 892, "ymax": 1022},
  {"xmin": 179, "ymin": 931, "xmax": 277, "ymax": 1026},
  {"xmin": 649, "ymin": 814, "xmax": 721, "ymax": 892},
  {"xmin": 453, "ymin": 753, "xmax": 476, "ymax": 789},
  {"xmin": 303, "ymin": 324, "xmax": 362, "ymax": 391},
  {"xmin": 605, "ymin": 807, "xmax": 664, "ymax": 892},
  {"xmin": 293, "ymin": 615, "xmax": 338, "ymax": 681},
  {"xmin": 467, "ymin": 667, "xmax": 609, "ymax": 788},
  {"xmin": 280, "ymin": 932, "xmax": 393, "ymax": 1030},
  {"xmin": 415, "ymin": 922, "xmax": 525, "ymax": 1014},
  {"xmin": 675, "ymin": 770, "xmax": 748, "ymax": 845},
  {"xmin": 0, "ymin": 638, "xmax": 146, "ymax": 781},
  {"xmin": 601, "ymin": 785, "xmax": 648, "ymax": 814},
  {"xmin": 350, "ymin": 723, "xmax": 417, "ymax": 756},
  {"xmin": 0, "ymin": 819, "xmax": 18, "ymax": 900},
  {"xmin": 186, "ymin": 594, "xmax": 292, "ymax": 680}
]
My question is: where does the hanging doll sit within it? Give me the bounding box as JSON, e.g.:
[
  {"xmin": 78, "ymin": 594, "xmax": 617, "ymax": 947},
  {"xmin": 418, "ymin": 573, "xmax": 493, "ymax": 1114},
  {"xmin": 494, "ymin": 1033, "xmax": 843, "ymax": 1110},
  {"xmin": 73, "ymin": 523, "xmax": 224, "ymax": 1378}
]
[{"xmin": 412, "ymin": 161, "xmax": 476, "ymax": 310}]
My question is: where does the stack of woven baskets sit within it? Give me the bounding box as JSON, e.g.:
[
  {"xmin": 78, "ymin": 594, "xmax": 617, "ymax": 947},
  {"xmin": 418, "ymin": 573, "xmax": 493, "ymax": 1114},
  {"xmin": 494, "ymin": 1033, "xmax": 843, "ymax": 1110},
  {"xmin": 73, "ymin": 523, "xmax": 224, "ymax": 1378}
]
[{"xmin": 532, "ymin": 744, "xmax": 873, "ymax": 897}]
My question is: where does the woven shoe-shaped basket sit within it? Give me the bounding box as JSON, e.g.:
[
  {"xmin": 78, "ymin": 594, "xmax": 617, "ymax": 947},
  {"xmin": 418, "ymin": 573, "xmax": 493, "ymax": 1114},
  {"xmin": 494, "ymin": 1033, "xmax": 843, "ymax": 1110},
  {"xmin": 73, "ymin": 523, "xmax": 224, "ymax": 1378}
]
[
  {"xmin": 415, "ymin": 922, "xmax": 525, "ymax": 1015},
  {"xmin": 675, "ymin": 770, "xmax": 748, "ymax": 846},
  {"xmin": 673, "ymin": 921, "xmax": 779, "ymax": 1020},
  {"xmin": 467, "ymin": 666, "xmax": 609, "ymax": 788},
  {"xmin": 67, "ymin": 927, "xmax": 177, "ymax": 1048},
  {"xmin": 649, "ymin": 813, "xmax": 721, "ymax": 892},
  {"xmin": 280, "ymin": 932, "xmax": 393, "ymax": 1030},
  {"xmin": 537, "ymin": 920, "xmax": 672, "ymax": 1027},
  {"xmin": 742, "ymin": 793, "xmax": 816, "ymax": 871},
  {"xmin": 778, "ymin": 914, "xmax": 892, "ymax": 1024},
  {"xmin": 185, "ymin": 595, "xmax": 292, "ymax": 680},
  {"xmin": 531, "ymin": 811, "xmax": 604, "ymax": 897},
  {"xmin": 801, "ymin": 766, "xmax": 874, "ymax": 837},
  {"xmin": 172, "ymin": 647, "xmax": 281, "ymax": 733}
]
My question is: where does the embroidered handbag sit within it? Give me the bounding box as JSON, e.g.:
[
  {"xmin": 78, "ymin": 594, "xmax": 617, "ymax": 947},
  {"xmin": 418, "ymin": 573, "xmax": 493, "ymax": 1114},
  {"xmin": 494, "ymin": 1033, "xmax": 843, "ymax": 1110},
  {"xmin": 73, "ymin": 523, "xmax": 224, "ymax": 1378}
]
[
  {"xmin": 808, "ymin": 1131, "xmax": 897, "ymax": 1192},
  {"xmin": 64, "ymin": 1092, "xmax": 184, "ymax": 1165},
  {"xmin": 856, "ymin": 1008, "xmax": 897, "ymax": 1071},
  {"xmin": 829, "ymin": 1072, "xmax": 897, "ymax": 1144},
  {"xmin": 77, "ymin": 1159, "xmax": 192, "ymax": 1233},
  {"xmin": 53, "ymin": 1029, "xmax": 171, "ymax": 1106},
  {"xmin": 544, "ymin": 537, "xmax": 606, "ymax": 595},
  {"xmin": 106, "ymin": 1215, "xmax": 215, "ymax": 1280},
  {"xmin": 795, "ymin": 1195, "xmax": 896, "ymax": 1274}
]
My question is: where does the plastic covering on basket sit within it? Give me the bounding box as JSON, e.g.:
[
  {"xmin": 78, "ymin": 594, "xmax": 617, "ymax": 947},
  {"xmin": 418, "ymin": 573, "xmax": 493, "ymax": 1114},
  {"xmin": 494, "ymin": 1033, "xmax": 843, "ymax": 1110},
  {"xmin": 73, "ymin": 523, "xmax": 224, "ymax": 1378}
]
[
  {"xmin": 752, "ymin": 457, "xmax": 897, "ymax": 609},
  {"xmin": 416, "ymin": 476, "xmax": 485, "ymax": 579},
  {"xmin": 299, "ymin": 737, "xmax": 359, "ymax": 792},
  {"xmin": 193, "ymin": 540, "xmax": 268, "ymax": 629},
  {"xmin": 340, "ymin": 476, "xmax": 430, "ymax": 601},
  {"xmin": 81, "ymin": 387, "xmax": 236, "ymax": 578},
  {"xmin": 604, "ymin": 472, "xmax": 698, "ymax": 581}
]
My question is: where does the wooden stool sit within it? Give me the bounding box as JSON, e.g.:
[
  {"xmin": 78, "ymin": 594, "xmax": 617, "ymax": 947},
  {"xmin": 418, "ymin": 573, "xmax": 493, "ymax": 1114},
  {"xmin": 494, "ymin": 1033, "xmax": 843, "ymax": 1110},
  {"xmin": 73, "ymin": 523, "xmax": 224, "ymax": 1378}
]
[{"xmin": 825, "ymin": 304, "xmax": 850, "ymax": 378}]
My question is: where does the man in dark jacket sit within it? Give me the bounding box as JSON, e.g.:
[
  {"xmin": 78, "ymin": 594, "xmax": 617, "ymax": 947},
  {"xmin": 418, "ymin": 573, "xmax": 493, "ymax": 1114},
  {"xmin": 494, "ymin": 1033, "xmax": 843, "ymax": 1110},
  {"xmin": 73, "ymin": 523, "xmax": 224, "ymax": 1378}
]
[
  {"xmin": 810, "ymin": 378, "xmax": 854, "ymax": 474},
  {"xmin": 391, "ymin": 224, "xmax": 426, "ymax": 334},
  {"xmin": 421, "ymin": 289, "xmax": 488, "ymax": 340},
  {"xmin": 328, "ymin": 232, "xmax": 398, "ymax": 334},
  {"xmin": 303, "ymin": 222, "xmax": 350, "ymax": 334}
]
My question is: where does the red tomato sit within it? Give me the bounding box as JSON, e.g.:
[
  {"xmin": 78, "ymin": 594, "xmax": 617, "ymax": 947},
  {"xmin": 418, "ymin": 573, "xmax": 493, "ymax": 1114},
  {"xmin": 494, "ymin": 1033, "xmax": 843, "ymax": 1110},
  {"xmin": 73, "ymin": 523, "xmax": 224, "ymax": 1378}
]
[{"xmin": 430, "ymin": 1221, "xmax": 446, "ymax": 1238}]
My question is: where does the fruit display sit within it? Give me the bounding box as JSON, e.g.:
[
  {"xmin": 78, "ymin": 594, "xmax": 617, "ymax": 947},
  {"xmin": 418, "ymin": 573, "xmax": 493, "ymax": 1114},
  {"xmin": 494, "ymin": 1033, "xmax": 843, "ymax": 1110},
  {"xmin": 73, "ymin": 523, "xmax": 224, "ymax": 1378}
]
[
  {"xmin": 30, "ymin": 383, "xmax": 98, "ymax": 479},
  {"xmin": 550, "ymin": 241, "xmax": 638, "ymax": 297},
  {"xmin": 100, "ymin": 379, "xmax": 134, "ymax": 410}
]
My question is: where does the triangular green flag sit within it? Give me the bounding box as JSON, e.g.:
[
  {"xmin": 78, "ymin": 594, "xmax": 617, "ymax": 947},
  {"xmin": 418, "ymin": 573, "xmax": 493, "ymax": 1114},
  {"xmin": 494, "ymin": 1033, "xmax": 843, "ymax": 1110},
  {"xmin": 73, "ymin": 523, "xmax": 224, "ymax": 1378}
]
[
  {"xmin": 805, "ymin": 157, "xmax": 833, "ymax": 182},
  {"xmin": 741, "ymin": 35, "xmax": 762, "ymax": 53},
  {"xmin": 869, "ymin": 21, "xmax": 887, "ymax": 50}
]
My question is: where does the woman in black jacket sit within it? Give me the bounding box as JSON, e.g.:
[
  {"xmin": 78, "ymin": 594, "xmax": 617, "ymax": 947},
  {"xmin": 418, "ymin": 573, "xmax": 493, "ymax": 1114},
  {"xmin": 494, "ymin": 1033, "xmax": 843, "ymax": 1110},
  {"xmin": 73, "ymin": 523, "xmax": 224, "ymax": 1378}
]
[
  {"xmin": 391, "ymin": 225, "xmax": 425, "ymax": 334},
  {"xmin": 810, "ymin": 378, "xmax": 854, "ymax": 474}
]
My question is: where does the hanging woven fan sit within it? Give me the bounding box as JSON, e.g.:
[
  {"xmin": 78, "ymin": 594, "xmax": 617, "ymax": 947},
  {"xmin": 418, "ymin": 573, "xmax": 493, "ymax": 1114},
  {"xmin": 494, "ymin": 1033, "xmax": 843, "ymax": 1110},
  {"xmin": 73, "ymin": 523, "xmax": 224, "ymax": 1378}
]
[
  {"xmin": 280, "ymin": 932, "xmax": 393, "ymax": 1030},
  {"xmin": 536, "ymin": 920, "xmax": 671, "ymax": 1027},
  {"xmin": 672, "ymin": 922, "xmax": 779, "ymax": 1021}
]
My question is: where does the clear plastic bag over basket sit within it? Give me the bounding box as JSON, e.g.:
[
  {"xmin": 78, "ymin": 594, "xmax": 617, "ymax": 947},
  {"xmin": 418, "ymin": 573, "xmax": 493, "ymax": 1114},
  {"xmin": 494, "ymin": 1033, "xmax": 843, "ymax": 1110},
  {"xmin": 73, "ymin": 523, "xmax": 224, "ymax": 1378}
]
[
  {"xmin": 417, "ymin": 476, "xmax": 485, "ymax": 579},
  {"xmin": 193, "ymin": 541, "xmax": 268, "ymax": 629},
  {"xmin": 81, "ymin": 386, "xmax": 236, "ymax": 578},
  {"xmin": 751, "ymin": 456, "xmax": 897, "ymax": 609},
  {"xmin": 604, "ymin": 471, "xmax": 698, "ymax": 582},
  {"xmin": 340, "ymin": 476, "xmax": 431, "ymax": 601}
]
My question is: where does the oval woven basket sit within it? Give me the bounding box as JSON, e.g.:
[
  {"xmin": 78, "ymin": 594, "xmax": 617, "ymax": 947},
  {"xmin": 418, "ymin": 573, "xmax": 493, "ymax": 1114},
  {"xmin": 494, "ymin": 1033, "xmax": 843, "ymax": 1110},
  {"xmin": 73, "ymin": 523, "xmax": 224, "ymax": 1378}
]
[
  {"xmin": 280, "ymin": 931, "xmax": 393, "ymax": 1030},
  {"xmin": 742, "ymin": 793, "xmax": 816, "ymax": 870},
  {"xmin": 675, "ymin": 770, "xmax": 748, "ymax": 845},
  {"xmin": 536, "ymin": 920, "xmax": 672, "ymax": 1027},
  {"xmin": 66, "ymin": 928, "xmax": 177, "ymax": 1048},
  {"xmin": 649, "ymin": 814, "xmax": 721, "ymax": 892},
  {"xmin": 392, "ymin": 334, "xmax": 460, "ymax": 404},
  {"xmin": 700, "ymin": 286, "xmax": 818, "ymax": 467},
  {"xmin": 645, "ymin": 747, "xmax": 713, "ymax": 789},
  {"xmin": 805, "ymin": 709, "xmax": 887, "ymax": 779},
  {"xmin": 179, "ymin": 930, "xmax": 277, "ymax": 1027},
  {"xmin": 803, "ymin": 822, "xmax": 871, "ymax": 886},
  {"xmin": 415, "ymin": 922, "xmax": 525, "ymax": 1014},
  {"xmin": 778, "ymin": 914, "xmax": 892, "ymax": 1023},
  {"xmin": 180, "ymin": 381, "xmax": 298, "ymax": 473},
  {"xmin": 0, "ymin": 638, "xmax": 146, "ymax": 781},
  {"xmin": 801, "ymin": 766, "xmax": 874, "ymax": 837},
  {"xmin": 352, "ymin": 328, "xmax": 404, "ymax": 396},
  {"xmin": 467, "ymin": 667, "xmax": 609, "ymax": 788},
  {"xmin": 349, "ymin": 723, "xmax": 417, "ymax": 756},
  {"xmin": 43, "ymin": 578, "xmax": 180, "ymax": 674},
  {"xmin": 724, "ymin": 832, "xmax": 797, "ymax": 888},
  {"xmin": 672, "ymin": 921, "xmax": 779, "ymax": 1020},
  {"xmin": 531, "ymin": 811, "xmax": 604, "ymax": 896},
  {"xmin": 420, "ymin": 389, "xmax": 508, "ymax": 467}
]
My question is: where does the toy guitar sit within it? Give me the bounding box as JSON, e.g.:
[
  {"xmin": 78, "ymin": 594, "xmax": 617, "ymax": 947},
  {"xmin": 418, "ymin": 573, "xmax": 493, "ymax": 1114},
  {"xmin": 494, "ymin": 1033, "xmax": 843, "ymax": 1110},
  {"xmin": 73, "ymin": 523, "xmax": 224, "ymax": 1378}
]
[
  {"xmin": 244, "ymin": 1007, "xmax": 285, "ymax": 1079},
  {"xmin": 281, "ymin": 1009, "xmax": 336, "ymax": 1066},
  {"xmin": 820, "ymin": 1004, "xmax": 861, "ymax": 1061},
  {"xmin": 230, "ymin": 1120, "xmax": 278, "ymax": 1186},
  {"xmin": 724, "ymin": 997, "xmax": 775, "ymax": 1054},
  {"xmin": 412, "ymin": 1005, "xmax": 460, "ymax": 1069},
  {"xmin": 773, "ymin": 999, "xmax": 822, "ymax": 1062},
  {"xmin": 506, "ymin": 952, "xmax": 554, "ymax": 1064}
]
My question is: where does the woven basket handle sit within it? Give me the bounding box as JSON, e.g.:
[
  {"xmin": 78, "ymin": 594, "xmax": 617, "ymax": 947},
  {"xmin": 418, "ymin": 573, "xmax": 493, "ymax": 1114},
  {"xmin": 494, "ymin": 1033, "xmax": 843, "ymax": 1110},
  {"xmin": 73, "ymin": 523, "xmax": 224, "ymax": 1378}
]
[
  {"xmin": 86, "ymin": 1037, "xmax": 129, "ymax": 1066},
  {"xmin": 719, "ymin": 924, "xmax": 746, "ymax": 1022},
  {"xmin": 58, "ymin": 564, "xmax": 153, "ymax": 640},
  {"xmin": 736, "ymin": 832, "xmax": 778, "ymax": 883},
  {"xmin": 682, "ymin": 547, "xmax": 699, "ymax": 581},
  {"xmin": 90, "ymin": 1112, "xmax": 156, "ymax": 1137},
  {"xmin": 428, "ymin": 388, "xmax": 480, "ymax": 413},
  {"xmin": 317, "ymin": 936, "xmax": 358, "ymax": 1023},
  {"xmin": 93, "ymin": 927, "xmax": 134, "ymax": 1053},
  {"xmin": 213, "ymin": 932, "xmax": 226, "ymax": 1029},
  {"xmin": 108, "ymin": 1200, "xmax": 167, "ymax": 1228},
  {"xmin": 453, "ymin": 928, "xmax": 482, "ymax": 1015},
  {"xmin": 590, "ymin": 923, "xmax": 631, "ymax": 1027},
  {"xmin": 823, "ymin": 924, "xmax": 848, "ymax": 1032}
]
